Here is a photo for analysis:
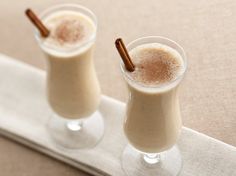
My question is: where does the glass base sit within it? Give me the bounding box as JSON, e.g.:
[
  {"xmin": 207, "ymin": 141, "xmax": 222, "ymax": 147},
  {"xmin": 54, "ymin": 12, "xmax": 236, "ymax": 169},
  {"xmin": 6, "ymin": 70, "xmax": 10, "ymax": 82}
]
[
  {"xmin": 122, "ymin": 145, "xmax": 182, "ymax": 176},
  {"xmin": 47, "ymin": 111, "xmax": 104, "ymax": 150}
]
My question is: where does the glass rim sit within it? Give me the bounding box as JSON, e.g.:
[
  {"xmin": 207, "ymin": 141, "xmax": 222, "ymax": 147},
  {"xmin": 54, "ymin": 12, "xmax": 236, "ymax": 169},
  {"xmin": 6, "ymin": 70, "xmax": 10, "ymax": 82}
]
[
  {"xmin": 34, "ymin": 3, "xmax": 97, "ymax": 54},
  {"xmin": 120, "ymin": 36, "xmax": 187, "ymax": 89}
]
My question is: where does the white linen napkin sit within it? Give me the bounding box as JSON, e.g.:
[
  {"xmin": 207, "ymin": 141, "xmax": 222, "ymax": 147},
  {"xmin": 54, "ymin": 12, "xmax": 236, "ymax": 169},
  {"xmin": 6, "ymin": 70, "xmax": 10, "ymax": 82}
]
[{"xmin": 0, "ymin": 54, "xmax": 235, "ymax": 176}]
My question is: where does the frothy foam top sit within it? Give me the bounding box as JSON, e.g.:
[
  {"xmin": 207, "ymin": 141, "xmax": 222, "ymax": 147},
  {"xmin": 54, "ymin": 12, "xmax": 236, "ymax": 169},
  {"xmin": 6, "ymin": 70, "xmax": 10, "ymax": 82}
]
[
  {"xmin": 127, "ymin": 43, "xmax": 184, "ymax": 86},
  {"xmin": 42, "ymin": 11, "xmax": 95, "ymax": 50}
]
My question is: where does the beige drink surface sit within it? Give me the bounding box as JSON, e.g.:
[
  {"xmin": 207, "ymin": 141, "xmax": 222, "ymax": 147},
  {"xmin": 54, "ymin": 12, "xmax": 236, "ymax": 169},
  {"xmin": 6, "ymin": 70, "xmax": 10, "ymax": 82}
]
[
  {"xmin": 42, "ymin": 10, "xmax": 100, "ymax": 119},
  {"xmin": 43, "ymin": 11, "xmax": 95, "ymax": 50},
  {"xmin": 128, "ymin": 43, "xmax": 183, "ymax": 85},
  {"xmin": 124, "ymin": 43, "xmax": 184, "ymax": 153}
]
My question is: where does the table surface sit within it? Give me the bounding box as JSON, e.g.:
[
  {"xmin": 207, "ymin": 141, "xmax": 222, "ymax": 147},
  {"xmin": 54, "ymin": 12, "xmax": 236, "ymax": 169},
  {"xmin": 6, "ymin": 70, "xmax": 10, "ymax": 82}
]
[{"xmin": 0, "ymin": 0, "xmax": 235, "ymax": 175}]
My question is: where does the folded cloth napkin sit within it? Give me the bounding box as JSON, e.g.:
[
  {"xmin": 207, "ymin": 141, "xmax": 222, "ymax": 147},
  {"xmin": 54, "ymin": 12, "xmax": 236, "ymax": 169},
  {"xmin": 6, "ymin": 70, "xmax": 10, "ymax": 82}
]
[{"xmin": 0, "ymin": 54, "xmax": 235, "ymax": 176}]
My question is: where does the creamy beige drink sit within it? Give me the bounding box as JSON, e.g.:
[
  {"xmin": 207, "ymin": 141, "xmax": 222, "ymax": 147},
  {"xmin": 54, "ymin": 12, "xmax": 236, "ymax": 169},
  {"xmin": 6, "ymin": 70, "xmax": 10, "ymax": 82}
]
[
  {"xmin": 123, "ymin": 42, "xmax": 184, "ymax": 153},
  {"xmin": 31, "ymin": 4, "xmax": 104, "ymax": 149},
  {"xmin": 40, "ymin": 9, "xmax": 100, "ymax": 119}
]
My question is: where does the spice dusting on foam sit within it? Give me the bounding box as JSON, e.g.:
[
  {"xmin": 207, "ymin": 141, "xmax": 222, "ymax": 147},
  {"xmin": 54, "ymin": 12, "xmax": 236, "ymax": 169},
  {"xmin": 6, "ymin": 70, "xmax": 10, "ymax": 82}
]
[
  {"xmin": 128, "ymin": 43, "xmax": 184, "ymax": 86},
  {"xmin": 43, "ymin": 11, "xmax": 95, "ymax": 49}
]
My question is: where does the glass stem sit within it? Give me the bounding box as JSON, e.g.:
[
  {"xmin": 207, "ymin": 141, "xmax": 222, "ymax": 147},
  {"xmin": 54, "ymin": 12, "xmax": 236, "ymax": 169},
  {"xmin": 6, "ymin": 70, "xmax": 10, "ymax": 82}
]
[
  {"xmin": 143, "ymin": 153, "xmax": 161, "ymax": 164},
  {"xmin": 66, "ymin": 120, "xmax": 83, "ymax": 131}
]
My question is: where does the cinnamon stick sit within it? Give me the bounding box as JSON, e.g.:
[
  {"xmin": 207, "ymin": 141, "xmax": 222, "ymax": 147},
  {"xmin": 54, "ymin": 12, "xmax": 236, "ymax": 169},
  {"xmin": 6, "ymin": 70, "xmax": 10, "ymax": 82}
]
[
  {"xmin": 115, "ymin": 38, "xmax": 135, "ymax": 72},
  {"xmin": 25, "ymin": 8, "xmax": 50, "ymax": 38}
]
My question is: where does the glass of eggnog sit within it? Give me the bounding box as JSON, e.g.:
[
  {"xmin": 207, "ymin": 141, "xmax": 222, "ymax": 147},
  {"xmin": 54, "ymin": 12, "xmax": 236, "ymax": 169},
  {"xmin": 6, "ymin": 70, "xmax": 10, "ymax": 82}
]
[
  {"xmin": 120, "ymin": 36, "xmax": 187, "ymax": 175},
  {"xmin": 35, "ymin": 4, "xmax": 104, "ymax": 149}
]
